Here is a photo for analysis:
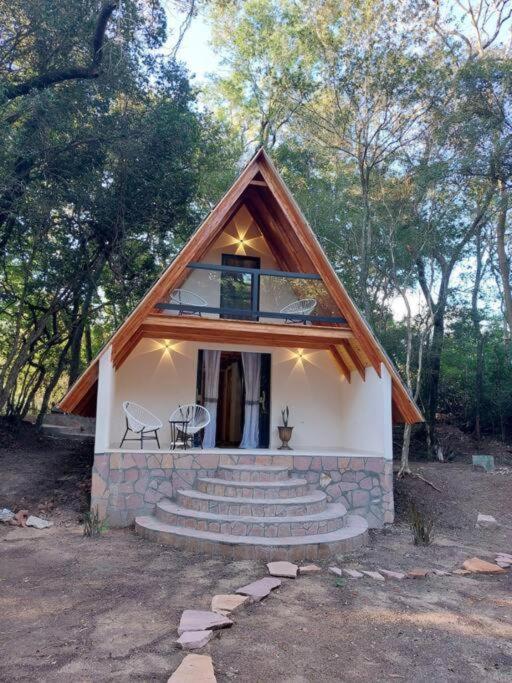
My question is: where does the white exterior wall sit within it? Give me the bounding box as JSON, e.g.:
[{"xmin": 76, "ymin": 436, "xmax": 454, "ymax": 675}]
[
  {"xmin": 338, "ymin": 364, "xmax": 393, "ymax": 458},
  {"xmin": 109, "ymin": 339, "xmax": 393, "ymax": 455},
  {"xmin": 178, "ymin": 205, "xmax": 296, "ymax": 315},
  {"xmin": 94, "ymin": 346, "xmax": 115, "ymax": 453}
]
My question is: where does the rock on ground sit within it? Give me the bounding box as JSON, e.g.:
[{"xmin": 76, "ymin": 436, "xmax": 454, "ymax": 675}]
[
  {"xmin": 178, "ymin": 611, "xmax": 233, "ymax": 636},
  {"xmin": 343, "ymin": 568, "xmax": 363, "ymax": 579},
  {"xmin": 379, "ymin": 569, "xmax": 406, "ymax": 580},
  {"xmin": 211, "ymin": 594, "xmax": 248, "ymax": 615},
  {"xmin": 267, "ymin": 561, "xmax": 298, "ymax": 578},
  {"xmin": 176, "ymin": 630, "xmax": 213, "ymax": 650},
  {"xmin": 462, "ymin": 557, "xmax": 506, "ymax": 574},
  {"xmin": 299, "ymin": 564, "xmax": 321, "ymax": 574},
  {"xmin": 476, "ymin": 514, "xmax": 499, "ymax": 529},
  {"xmin": 407, "ymin": 568, "xmax": 429, "ymax": 579},
  {"xmin": 236, "ymin": 577, "xmax": 281, "ymax": 602},
  {"xmin": 328, "ymin": 566, "xmax": 342, "ymax": 576},
  {"xmin": 168, "ymin": 654, "xmax": 216, "ymax": 682},
  {"xmin": 361, "ymin": 571, "xmax": 385, "ymax": 581}
]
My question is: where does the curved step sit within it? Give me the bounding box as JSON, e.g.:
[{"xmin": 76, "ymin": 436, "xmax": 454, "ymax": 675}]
[
  {"xmin": 135, "ymin": 513, "xmax": 369, "ymax": 561},
  {"xmin": 176, "ymin": 488, "xmax": 327, "ymax": 516},
  {"xmin": 155, "ymin": 499, "xmax": 347, "ymax": 536},
  {"xmin": 217, "ymin": 464, "xmax": 290, "ymax": 482},
  {"xmin": 196, "ymin": 476, "xmax": 309, "ymax": 499}
]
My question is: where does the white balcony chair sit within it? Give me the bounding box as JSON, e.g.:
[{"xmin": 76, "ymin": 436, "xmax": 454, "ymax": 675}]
[
  {"xmin": 170, "ymin": 289, "xmax": 208, "ymax": 315},
  {"xmin": 120, "ymin": 401, "xmax": 163, "ymax": 449},
  {"xmin": 280, "ymin": 298, "xmax": 317, "ymax": 324},
  {"xmin": 168, "ymin": 404, "xmax": 211, "ymax": 449}
]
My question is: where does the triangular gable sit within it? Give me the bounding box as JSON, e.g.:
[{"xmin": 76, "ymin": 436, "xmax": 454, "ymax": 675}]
[{"xmin": 59, "ymin": 148, "xmax": 423, "ymax": 424}]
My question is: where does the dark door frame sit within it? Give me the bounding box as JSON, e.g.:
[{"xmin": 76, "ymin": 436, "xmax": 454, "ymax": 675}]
[{"xmin": 196, "ymin": 349, "xmax": 271, "ymax": 449}]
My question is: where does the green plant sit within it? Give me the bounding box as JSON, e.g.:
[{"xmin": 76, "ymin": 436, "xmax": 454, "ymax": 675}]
[
  {"xmin": 409, "ymin": 502, "xmax": 434, "ymax": 546},
  {"xmin": 334, "ymin": 578, "xmax": 345, "ymax": 588},
  {"xmin": 281, "ymin": 406, "xmax": 290, "ymax": 427},
  {"xmin": 83, "ymin": 507, "xmax": 108, "ymax": 537}
]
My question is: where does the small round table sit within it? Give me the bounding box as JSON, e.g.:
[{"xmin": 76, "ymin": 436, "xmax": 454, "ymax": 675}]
[{"xmin": 169, "ymin": 419, "xmax": 190, "ymax": 450}]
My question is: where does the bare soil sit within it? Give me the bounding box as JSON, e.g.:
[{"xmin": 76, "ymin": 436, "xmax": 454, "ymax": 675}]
[{"xmin": 1, "ymin": 421, "xmax": 512, "ymax": 682}]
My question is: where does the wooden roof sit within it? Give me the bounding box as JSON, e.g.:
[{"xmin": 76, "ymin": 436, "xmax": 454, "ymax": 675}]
[{"xmin": 59, "ymin": 148, "xmax": 423, "ymax": 424}]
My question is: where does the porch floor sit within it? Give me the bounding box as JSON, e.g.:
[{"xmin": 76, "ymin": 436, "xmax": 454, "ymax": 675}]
[{"xmin": 105, "ymin": 446, "xmax": 385, "ymax": 458}]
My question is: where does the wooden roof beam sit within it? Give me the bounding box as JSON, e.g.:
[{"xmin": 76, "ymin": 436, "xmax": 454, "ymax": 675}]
[
  {"xmin": 340, "ymin": 340, "xmax": 366, "ymax": 381},
  {"xmin": 329, "ymin": 345, "xmax": 351, "ymax": 383}
]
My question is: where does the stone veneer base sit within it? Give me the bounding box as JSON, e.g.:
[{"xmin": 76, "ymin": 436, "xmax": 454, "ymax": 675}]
[{"xmin": 91, "ymin": 451, "xmax": 394, "ymax": 529}]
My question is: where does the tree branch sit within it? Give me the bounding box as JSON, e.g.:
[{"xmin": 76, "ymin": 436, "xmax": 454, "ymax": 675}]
[{"xmin": 3, "ymin": 2, "xmax": 118, "ymax": 101}]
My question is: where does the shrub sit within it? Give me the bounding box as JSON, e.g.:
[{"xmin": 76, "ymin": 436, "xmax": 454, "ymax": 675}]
[{"xmin": 83, "ymin": 507, "xmax": 108, "ymax": 537}]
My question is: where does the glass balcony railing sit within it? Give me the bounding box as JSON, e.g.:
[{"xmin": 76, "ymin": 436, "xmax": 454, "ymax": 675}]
[{"xmin": 155, "ymin": 262, "xmax": 346, "ymax": 326}]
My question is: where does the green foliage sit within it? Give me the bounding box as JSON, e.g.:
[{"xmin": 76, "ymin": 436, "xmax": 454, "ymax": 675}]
[{"xmin": 83, "ymin": 507, "xmax": 108, "ymax": 537}]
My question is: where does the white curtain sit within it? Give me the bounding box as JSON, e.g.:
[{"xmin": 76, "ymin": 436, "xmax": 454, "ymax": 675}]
[
  {"xmin": 240, "ymin": 352, "xmax": 261, "ymax": 449},
  {"xmin": 202, "ymin": 350, "xmax": 221, "ymax": 448}
]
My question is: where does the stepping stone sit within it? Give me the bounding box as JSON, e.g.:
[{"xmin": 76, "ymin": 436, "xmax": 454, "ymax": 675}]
[
  {"xmin": 178, "ymin": 610, "xmax": 233, "ymax": 635},
  {"xmin": 379, "ymin": 569, "xmax": 406, "ymax": 580},
  {"xmin": 267, "ymin": 561, "xmax": 298, "ymax": 578},
  {"xmin": 168, "ymin": 654, "xmax": 216, "ymax": 682},
  {"xmin": 176, "ymin": 630, "xmax": 213, "ymax": 650},
  {"xmin": 496, "ymin": 553, "xmax": 512, "ymax": 562},
  {"xmin": 328, "ymin": 566, "xmax": 343, "ymax": 577},
  {"xmin": 211, "ymin": 594, "xmax": 249, "ymax": 615},
  {"xmin": 432, "ymin": 569, "xmax": 450, "ymax": 576},
  {"xmin": 476, "ymin": 514, "xmax": 499, "ymax": 529},
  {"xmin": 496, "ymin": 561, "xmax": 510, "ymax": 568},
  {"xmin": 407, "ymin": 568, "xmax": 429, "ymax": 579},
  {"xmin": 462, "ymin": 557, "xmax": 506, "ymax": 574},
  {"xmin": 236, "ymin": 577, "xmax": 281, "ymax": 602},
  {"xmin": 300, "ymin": 564, "xmax": 321, "ymax": 574},
  {"xmin": 361, "ymin": 570, "xmax": 385, "ymax": 581},
  {"xmin": 343, "ymin": 568, "xmax": 364, "ymax": 579}
]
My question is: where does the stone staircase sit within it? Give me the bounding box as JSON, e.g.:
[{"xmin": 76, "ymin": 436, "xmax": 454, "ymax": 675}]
[
  {"xmin": 41, "ymin": 413, "xmax": 95, "ymax": 443},
  {"xmin": 135, "ymin": 462, "xmax": 368, "ymax": 560}
]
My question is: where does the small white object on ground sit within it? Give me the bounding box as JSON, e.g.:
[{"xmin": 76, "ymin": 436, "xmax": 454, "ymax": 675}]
[
  {"xmin": 211, "ymin": 594, "xmax": 248, "ymax": 615},
  {"xmin": 168, "ymin": 653, "xmax": 216, "ymax": 682},
  {"xmin": 0, "ymin": 508, "xmax": 14, "ymax": 522},
  {"xmin": 343, "ymin": 568, "xmax": 364, "ymax": 579},
  {"xmin": 432, "ymin": 569, "xmax": 450, "ymax": 576},
  {"xmin": 178, "ymin": 610, "xmax": 233, "ymax": 635},
  {"xmin": 299, "ymin": 564, "xmax": 321, "ymax": 574},
  {"xmin": 26, "ymin": 515, "xmax": 53, "ymax": 529},
  {"xmin": 379, "ymin": 569, "xmax": 406, "ymax": 580},
  {"xmin": 328, "ymin": 566, "xmax": 343, "ymax": 577},
  {"xmin": 176, "ymin": 630, "xmax": 213, "ymax": 650},
  {"xmin": 267, "ymin": 561, "xmax": 298, "ymax": 578},
  {"xmin": 476, "ymin": 514, "xmax": 499, "ymax": 530},
  {"xmin": 361, "ymin": 570, "xmax": 385, "ymax": 581},
  {"xmin": 236, "ymin": 577, "xmax": 281, "ymax": 602}
]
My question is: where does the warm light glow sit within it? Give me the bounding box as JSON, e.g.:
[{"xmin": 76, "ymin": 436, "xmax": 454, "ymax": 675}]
[{"xmin": 216, "ymin": 214, "xmax": 268, "ymax": 256}]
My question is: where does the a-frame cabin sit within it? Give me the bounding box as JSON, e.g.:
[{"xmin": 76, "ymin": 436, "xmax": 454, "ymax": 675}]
[{"xmin": 60, "ymin": 148, "xmax": 422, "ymax": 558}]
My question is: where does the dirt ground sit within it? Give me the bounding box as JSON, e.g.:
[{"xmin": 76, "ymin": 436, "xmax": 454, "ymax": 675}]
[{"xmin": 1, "ymin": 421, "xmax": 512, "ymax": 682}]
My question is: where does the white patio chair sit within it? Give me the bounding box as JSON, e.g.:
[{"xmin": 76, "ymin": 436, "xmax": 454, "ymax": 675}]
[
  {"xmin": 169, "ymin": 289, "xmax": 208, "ymax": 315},
  {"xmin": 120, "ymin": 401, "xmax": 163, "ymax": 449},
  {"xmin": 280, "ymin": 298, "xmax": 317, "ymax": 324},
  {"xmin": 168, "ymin": 404, "xmax": 211, "ymax": 449}
]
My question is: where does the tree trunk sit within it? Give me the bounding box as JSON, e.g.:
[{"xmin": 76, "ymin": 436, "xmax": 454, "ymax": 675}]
[
  {"xmin": 496, "ymin": 180, "xmax": 512, "ymax": 346},
  {"xmin": 471, "ymin": 229, "xmax": 485, "ymax": 441}
]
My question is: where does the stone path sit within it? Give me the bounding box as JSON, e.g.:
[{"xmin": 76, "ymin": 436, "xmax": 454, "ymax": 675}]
[{"xmin": 167, "ymin": 554, "xmax": 510, "ymax": 680}]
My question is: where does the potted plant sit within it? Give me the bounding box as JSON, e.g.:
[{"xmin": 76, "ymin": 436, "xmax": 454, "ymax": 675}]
[{"xmin": 278, "ymin": 406, "xmax": 293, "ymax": 450}]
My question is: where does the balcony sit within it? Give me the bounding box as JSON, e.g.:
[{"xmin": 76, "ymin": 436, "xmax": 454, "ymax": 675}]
[{"xmin": 155, "ymin": 262, "xmax": 346, "ymax": 326}]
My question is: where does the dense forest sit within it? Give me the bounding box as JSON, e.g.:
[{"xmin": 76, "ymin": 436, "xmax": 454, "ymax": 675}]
[{"xmin": 1, "ymin": 0, "xmax": 511, "ymax": 461}]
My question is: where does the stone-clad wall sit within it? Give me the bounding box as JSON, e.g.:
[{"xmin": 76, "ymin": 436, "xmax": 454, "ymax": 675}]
[{"xmin": 91, "ymin": 451, "xmax": 394, "ymax": 528}]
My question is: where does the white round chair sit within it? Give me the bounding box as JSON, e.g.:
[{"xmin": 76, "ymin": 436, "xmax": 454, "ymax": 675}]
[
  {"xmin": 120, "ymin": 401, "xmax": 163, "ymax": 449},
  {"xmin": 170, "ymin": 289, "xmax": 208, "ymax": 315},
  {"xmin": 168, "ymin": 404, "xmax": 211, "ymax": 449},
  {"xmin": 280, "ymin": 298, "xmax": 317, "ymax": 324}
]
